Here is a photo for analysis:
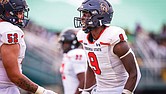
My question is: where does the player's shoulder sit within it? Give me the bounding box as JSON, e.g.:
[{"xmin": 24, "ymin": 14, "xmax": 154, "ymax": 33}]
[
  {"xmin": 102, "ymin": 26, "xmax": 127, "ymax": 45},
  {"xmin": 0, "ymin": 22, "xmax": 24, "ymax": 44},
  {"xmin": 67, "ymin": 48, "xmax": 85, "ymax": 56},
  {"xmin": 67, "ymin": 48, "xmax": 86, "ymax": 63},
  {"xmin": 0, "ymin": 22, "xmax": 23, "ymax": 34},
  {"xmin": 105, "ymin": 26, "xmax": 125, "ymax": 36}
]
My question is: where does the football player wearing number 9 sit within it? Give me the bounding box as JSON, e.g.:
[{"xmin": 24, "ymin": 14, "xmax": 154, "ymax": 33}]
[
  {"xmin": 59, "ymin": 28, "xmax": 90, "ymax": 94},
  {"xmin": 0, "ymin": 0, "xmax": 57, "ymax": 94},
  {"xmin": 74, "ymin": 0, "xmax": 141, "ymax": 94}
]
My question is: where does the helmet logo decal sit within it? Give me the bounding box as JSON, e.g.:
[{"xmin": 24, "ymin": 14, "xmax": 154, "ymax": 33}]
[{"xmin": 100, "ymin": 2, "xmax": 109, "ymax": 14}]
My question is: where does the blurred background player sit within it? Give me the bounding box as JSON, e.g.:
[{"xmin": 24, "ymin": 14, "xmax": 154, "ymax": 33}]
[
  {"xmin": 74, "ymin": 0, "xmax": 141, "ymax": 94},
  {"xmin": 0, "ymin": 0, "xmax": 57, "ymax": 94},
  {"xmin": 59, "ymin": 28, "xmax": 87, "ymax": 94}
]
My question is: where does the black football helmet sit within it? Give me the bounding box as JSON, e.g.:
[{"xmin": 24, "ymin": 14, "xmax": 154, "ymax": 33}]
[
  {"xmin": 0, "ymin": 0, "xmax": 29, "ymax": 28},
  {"xmin": 74, "ymin": 0, "xmax": 113, "ymax": 33},
  {"xmin": 59, "ymin": 28, "xmax": 80, "ymax": 53}
]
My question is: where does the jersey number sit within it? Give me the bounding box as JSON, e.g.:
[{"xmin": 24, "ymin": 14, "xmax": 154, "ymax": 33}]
[
  {"xmin": 60, "ymin": 63, "xmax": 66, "ymax": 80},
  {"xmin": 88, "ymin": 52, "xmax": 101, "ymax": 75},
  {"xmin": 7, "ymin": 33, "xmax": 18, "ymax": 43},
  {"xmin": 76, "ymin": 55, "xmax": 82, "ymax": 60}
]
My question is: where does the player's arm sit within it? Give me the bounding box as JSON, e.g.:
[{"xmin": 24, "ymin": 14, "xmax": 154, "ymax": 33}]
[
  {"xmin": 1, "ymin": 43, "xmax": 38, "ymax": 93},
  {"xmin": 75, "ymin": 72, "xmax": 85, "ymax": 94},
  {"xmin": 80, "ymin": 61, "xmax": 96, "ymax": 94},
  {"xmin": 113, "ymin": 41, "xmax": 141, "ymax": 94},
  {"xmin": 85, "ymin": 61, "xmax": 96, "ymax": 89},
  {"xmin": 1, "ymin": 43, "xmax": 57, "ymax": 94}
]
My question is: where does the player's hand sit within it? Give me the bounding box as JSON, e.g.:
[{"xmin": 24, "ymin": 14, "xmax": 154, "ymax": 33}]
[
  {"xmin": 81, "ymin": 91, "xmax": 90, "ymax": 94},
  {"xmin": 35, "ymin": 86, "xmax": 58, "ymax": 94},
  {"xmin": 43, "ymin": 89, "xmax": 58, "ymax": 94},
  {"xmin": 0, "ymin": 0, "xmax": 9, "ymax": 4}
]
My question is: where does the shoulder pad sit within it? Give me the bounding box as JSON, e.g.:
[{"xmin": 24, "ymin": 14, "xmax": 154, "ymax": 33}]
[
  {"xmin": 67, "ymin": 49, "xmax": 87, "ymax": 63},
  {"xmin": 0, "ymin": 22, "xmax": 24, "ymax": 44},
  {"xmin": 1, "ymin": 31, "xmax": 23, "ymax": 44},
  {"xmin": 105, "ymin": 26, "xmax": 128, "ymax": 45}
]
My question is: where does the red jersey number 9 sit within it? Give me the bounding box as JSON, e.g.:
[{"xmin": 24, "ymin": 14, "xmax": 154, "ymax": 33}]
[{"xmin": 88, "ymin": 52, "xmax": 101, "ymax": 75}]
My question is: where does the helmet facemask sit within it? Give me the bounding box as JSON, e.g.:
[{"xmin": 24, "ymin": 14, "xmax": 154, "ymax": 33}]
[
  {"xmin": 74, "ymin": 0, "xmax": 113, "ymax": 33},
  {"xmin": 74, "ymin": 10, "xmax": 100, "ymax": 33}
]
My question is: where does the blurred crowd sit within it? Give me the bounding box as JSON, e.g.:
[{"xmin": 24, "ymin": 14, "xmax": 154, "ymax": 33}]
[{"xmin": 126, "ymin": 23, "xmax": 166, "ymax": 83}]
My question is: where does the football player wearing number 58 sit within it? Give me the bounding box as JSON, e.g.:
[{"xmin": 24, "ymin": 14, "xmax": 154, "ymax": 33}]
[
  {"xmin": 74, "ymin": 0, "xmax": 141, "ymax": 94},
  {"xmin": 0, "ymin": 0, "xmax": 57, "ymax": 94}
]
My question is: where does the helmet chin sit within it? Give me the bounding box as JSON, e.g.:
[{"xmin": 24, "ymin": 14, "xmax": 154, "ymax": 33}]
[
  {"xmin": 83, "ymin": 26, "xmax": 95, "ymax": 33},
  {"xmin": 82, "ymin": 25, "xmax": 86, "ymax": 30}
]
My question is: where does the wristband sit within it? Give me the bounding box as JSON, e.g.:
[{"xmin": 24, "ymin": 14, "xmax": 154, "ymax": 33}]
[
  {"xmin": 79, "ymin": 84, "xmax": 97, "ymax": 92},
  {"xmin": 35, "ymin": 86, "xmax": 45, "ymax": 94},
  {"xmin": 81, "ymin": 91, "xmax": 90, "ymax": 94},
  {"xmin": 120, "ymin": 48, "xmax": 132, "ymax": 59},
  {"xmin": 122, "ymin": 89, "xmax": 133, "ymax": 94}
]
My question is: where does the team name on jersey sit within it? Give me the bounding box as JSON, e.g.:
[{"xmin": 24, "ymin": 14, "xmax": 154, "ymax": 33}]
[{"xmin": 84, "ymin": 42, "xmax": 102, "ymax": 52}]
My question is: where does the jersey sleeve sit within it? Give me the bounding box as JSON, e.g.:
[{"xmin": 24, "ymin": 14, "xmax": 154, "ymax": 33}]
[
  {"xmin": 109, "ymin": 27, "xmax": 128, "ymax": 45},
  {"xmin": 1, "ymin": 31, "xmax": 22, "ymax": 44}
]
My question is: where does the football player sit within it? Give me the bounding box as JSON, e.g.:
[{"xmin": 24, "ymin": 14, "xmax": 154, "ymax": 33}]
[
  {"xmin": 0, "ymin": 0, "xmax": 57, "ymax": 94},
  {"xmin": 59, "ymin": 28, "xmax": 89, "ymax": 94},
  {"xmin": 74, "ymin": 0, "xmax": 141, "ymax": 94}
]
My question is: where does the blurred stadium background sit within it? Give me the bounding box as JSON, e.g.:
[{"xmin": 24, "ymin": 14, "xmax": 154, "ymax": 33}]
[{"xmin": 20, "ymin": 0, "xmax": 166, "ymax": 94}]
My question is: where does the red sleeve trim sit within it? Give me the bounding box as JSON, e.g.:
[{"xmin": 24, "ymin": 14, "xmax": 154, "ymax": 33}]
[
  {"xmin": 100, "ymin": 42, "xmax": 110, "ymax": 45},
  {"xmin": 78, "ymin": 40, "xmax": 83, "ymax": 43},
  {"xmin": 119, "ymin": 34, "xmax": 124, "ymax": 41}
]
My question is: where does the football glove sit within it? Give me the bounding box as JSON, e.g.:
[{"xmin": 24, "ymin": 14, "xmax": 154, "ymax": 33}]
[
  {"xmin": 81, "ymin": 91, "xmax": 90, "ymax": 94},
  {"xmin": 35, "ymin": 86, "xmax": 58, "ymax": 94},
  {"xmin": 43, "ymin": 90, "xmax": 58, "ymax": 94}
]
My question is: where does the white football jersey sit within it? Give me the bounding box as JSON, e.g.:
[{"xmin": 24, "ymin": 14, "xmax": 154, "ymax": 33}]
[
  {"xmin": 60, "ymin": 48, "xmax": 87, "ymax": 94},
  {"xmin": 77, "ymin": 26, "xmax": 135, "ymax": 93},
  {"xmin": 0, "ymin": 22, "xmax": 26, "ymax": 87}
]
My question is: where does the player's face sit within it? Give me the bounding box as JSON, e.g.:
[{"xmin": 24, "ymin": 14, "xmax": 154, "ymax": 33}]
[
  {"xmin": 16, "ymin": 11, "xmax": 24, "ymax": 23},
  {"xmin": 81, "ymin": 11, "xmax": 91, "ymax": 31},
  {"xmin": 61, "ymin": 42, "xmax": 71, "ymax": 53}
]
